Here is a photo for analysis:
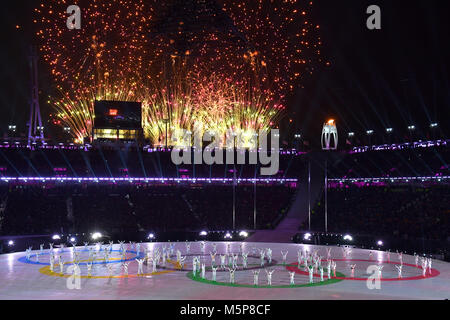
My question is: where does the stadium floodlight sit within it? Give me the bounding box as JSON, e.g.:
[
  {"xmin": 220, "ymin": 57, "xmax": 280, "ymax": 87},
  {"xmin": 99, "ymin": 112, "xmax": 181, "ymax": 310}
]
[
  {"xmin": 386, "ymin": 128, "xmax": 393, "ymax": 133},
  {"xmin": 408, "ymin": 125, "xmax": 416, "ymax": 130},
  {"xmin": 366, "ymin": 130, "xmax": 374, "ymax": 135},
  {"xmin": 91, "ymin": 232, "xmax": 102, "ymax": 240},
  {"xmin": 303, "ymin": 233, "xmax": 312, "ymax": 240},
  {"xmin": 430, "ymin": 123, "xmax": 438, "ymax": 128},
  {"xmin": 148, "ymin": 233, "xmax": 155, "ymax": 239},
  {"xmin": 343, "ymin": 234, "xmax": 353, "ymax": 241},
  {"xmin": 8, "ymin": 240, "xmax": 14, "ymax": 246},
  {"xmin": 239, "ymin": 231, "xmax": 249, "ymax": 238},
  {"xmin": 348, "ymin": 132, "xmax": 355, "ymax": 137},
  {"xmin": 377, "ymin": 240, "xmax": 383, "ymax": 246},
  {"xmin": 224, "ymin": 232, "xmax": 233, "ymax": 239},
  {"xmin": 52, "ymin": 234, "xmax": 61, "ymax": 240},
  {"xmin": 199, "ymin": 231, "xmax": 208, "ymax": 236}
]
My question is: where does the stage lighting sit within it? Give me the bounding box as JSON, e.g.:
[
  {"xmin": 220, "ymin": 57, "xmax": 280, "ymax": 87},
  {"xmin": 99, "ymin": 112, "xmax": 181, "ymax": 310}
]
[
  {"xmin": 52, "ymin": 234, "xmax": 61, "ymax": 240},
  {"xmin": 91, "ymin": 232, "xmax": 102, "ymax": 240},
  {"xmin": 366, "ymin": 130, "xmax": 374, "ymax": 135},
  {"xmin": 430, "ymin": 123, "xmax": 438, "ymax": 128},
  {"xmin": 70, "ymin": 237, "xmax": 76, "ymax": 243},
  {"xmin": 408, "ymin": 125, "xmax": 416, "ymax": 130},
  {"xmin": 377, "ymin": 240, "xmax": 383, "ymax": 246},
  {"xmin": 348, "ymin": 132, "xmax": 355, "ymax": 137},
  {"xmin": 224, "ymin": 232, "xmax": 232, "ymax": 239},
  {"xmin": 343, "ymin": 234, "xmax": 353, "ymax": 241},
  {"xmin": 386, "ymin": 128, "xmax": 393, "ymax": 133},
  {"xmin": 239, "ymin": 231, "xmax": 249, "ymax": 238},
  {"xmin": 199, "ymin": 231, "xmax": 208, "ymax": 236},
  {"xmin": 8, "ymin": 240, "xmax": 14, "ymax": 246},
  {"xmin": 148, "ymin": 233, "xmax": 155, "ymax": 239},
  {"xmin": 303, "ymin": 233, "xmax": 312, "ymax": 240}
]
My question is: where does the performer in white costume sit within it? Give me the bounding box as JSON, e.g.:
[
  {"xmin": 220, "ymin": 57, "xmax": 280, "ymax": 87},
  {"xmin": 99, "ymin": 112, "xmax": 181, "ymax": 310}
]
[
  {"xmin": 136, "ymin": 258, "xmax": 144, "ymax": 275},
  {"xmin": 395, "ymin": 265, "xmax": 403, "ymax": 278},
  {"xmin": 211, "ymin": 266, "xmax": 218, "ymax": 282},
  {"xmin": 252, "ymin": 270, "xmax": 260, "ymax": 286},
  {"xmin": 281, "ymin": 251, "xmax": 288, "ymax": 265},
  {"xmin": 228, "ymin": 268, "xmax": 236, "ymax": 284},
  {"xmin": 307, "ymin": 265, "xmax": 314, "ymax": 283},
  {"xmin": 242, "ymin": 252, "xmax": 249, "ymax": 269},
  {"xmin": 289, "ymin": 271, "xmax": 296, "ymax": 285},
  {"xmin": 122, "ymin": 262, "xmax": 129, "ymax": 276},
  {"xmin": 350, "ymin": 264, "xmax": 356, "ymax": 278},
  {"xmin": 87, "ymin": 262, "xmax": 93, "ymax": 276},
  {"xmin": 265, "ymin": 269, "xmax": 275, "ymax": 286}
]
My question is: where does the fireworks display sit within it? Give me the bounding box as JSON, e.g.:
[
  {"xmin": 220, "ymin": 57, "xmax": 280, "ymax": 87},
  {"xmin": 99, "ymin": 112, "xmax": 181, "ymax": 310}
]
[{"xmin": 35, "ymin": 0, "xmax": 324, "ymax": 145}]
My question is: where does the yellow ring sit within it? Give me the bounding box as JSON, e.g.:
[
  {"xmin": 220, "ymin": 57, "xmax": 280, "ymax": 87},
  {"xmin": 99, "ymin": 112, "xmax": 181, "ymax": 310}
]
[{"xmin": 39, "ymin": 258, "xmax": 177, "ymax": 279}]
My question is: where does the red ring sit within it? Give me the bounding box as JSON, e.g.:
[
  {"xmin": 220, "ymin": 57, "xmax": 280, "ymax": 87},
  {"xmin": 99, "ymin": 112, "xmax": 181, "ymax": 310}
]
[{"xmin": 286, "ymin": 259, "xmax": 440, "ymax": 281}]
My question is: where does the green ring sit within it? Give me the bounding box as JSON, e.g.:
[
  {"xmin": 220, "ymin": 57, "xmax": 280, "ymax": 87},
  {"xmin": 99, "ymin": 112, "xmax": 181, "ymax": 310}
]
[{"xmin": 186, "ymin": 264, "xmax": 345, "ymax": 288}]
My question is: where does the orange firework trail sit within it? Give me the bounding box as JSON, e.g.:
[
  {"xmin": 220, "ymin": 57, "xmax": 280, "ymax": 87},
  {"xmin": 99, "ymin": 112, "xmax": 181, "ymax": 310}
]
[
  {"xmin": 35, "ymin": 0, "xmax": 150, "ymax": 88},
  {"xmin": 35, "ymin": 0, "xmax": 325, "ymax": 145}
]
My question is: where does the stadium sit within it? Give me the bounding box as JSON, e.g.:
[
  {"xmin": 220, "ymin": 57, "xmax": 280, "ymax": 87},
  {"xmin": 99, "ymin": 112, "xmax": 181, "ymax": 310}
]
[{"xmin": 0, "ymin": 0, "xmax": 449, "ymax": 304}]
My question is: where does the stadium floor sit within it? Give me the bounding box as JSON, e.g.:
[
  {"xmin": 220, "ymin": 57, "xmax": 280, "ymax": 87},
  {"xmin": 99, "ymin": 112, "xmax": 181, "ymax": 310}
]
[{"xmin": 0, "ymin": 241, "xmax": 448, "ymax": 300}]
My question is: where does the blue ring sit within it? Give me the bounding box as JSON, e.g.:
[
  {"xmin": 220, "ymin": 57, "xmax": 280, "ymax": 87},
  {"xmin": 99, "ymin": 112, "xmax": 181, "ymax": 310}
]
[{"xmin": 18, "ymin": 249, "xmax": 145, "ymax": 266}]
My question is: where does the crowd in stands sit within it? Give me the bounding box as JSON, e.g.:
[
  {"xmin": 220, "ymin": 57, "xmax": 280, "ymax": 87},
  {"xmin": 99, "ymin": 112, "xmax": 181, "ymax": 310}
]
[
  {"xmin": 327, "ymin": 146, "xmax": 450, "ymax": 178},
  {"xmin": 0, "ymin": 184, "xmax": 296, "ymax": 236},
  {"xmin": 0, "ymin": 147, "xmax": 302, "ymax": 179},
  {"xmin": 1, "ymin": 143, "xmax": 448, "ymax": 180},
  {"xmin": 309, "ymin": 185, "xmax": 449, "ymax": 241},
  {"xmin": 0, "ymin": 144, "xmax": 448, "ymax": 243}
]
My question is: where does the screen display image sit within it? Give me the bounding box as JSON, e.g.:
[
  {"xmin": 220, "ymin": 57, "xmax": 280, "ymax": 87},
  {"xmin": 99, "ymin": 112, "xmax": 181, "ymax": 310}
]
[{"xmin": 94, "ymin": 100, "xmax": 142, "ymax": 129}]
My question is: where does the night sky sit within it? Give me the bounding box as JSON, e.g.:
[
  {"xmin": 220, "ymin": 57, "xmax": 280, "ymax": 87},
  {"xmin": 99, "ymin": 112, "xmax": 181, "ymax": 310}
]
[{"xmin": 0, "ymin": 0, "xmax": 449, "ymax": 145}]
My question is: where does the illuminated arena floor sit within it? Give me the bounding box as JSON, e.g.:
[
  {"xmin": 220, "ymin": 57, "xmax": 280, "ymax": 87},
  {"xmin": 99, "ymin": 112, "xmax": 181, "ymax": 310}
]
[{"xmin": 0, "ymin": 242, "xmax": 449, "ymax": 300}]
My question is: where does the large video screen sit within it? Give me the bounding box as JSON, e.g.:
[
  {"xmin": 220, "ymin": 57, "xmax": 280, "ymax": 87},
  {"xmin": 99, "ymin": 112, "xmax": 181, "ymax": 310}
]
[{"xmin": 94, "ymin": 100, "xmax": 142, "ymax": 129}]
